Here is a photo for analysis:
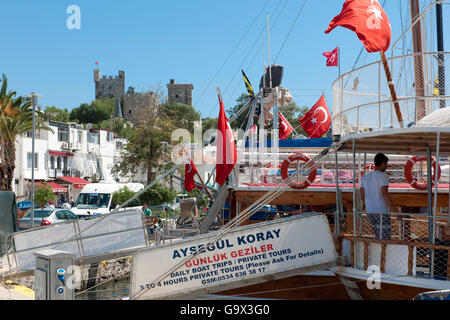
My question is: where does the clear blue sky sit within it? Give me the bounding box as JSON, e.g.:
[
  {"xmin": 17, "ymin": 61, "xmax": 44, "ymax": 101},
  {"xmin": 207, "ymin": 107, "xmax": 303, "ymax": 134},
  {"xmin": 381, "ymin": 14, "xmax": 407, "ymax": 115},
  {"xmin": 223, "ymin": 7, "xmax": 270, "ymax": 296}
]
[{"xmin": 1, "ymin": 0, "xmax": 449, "ymax": 119}]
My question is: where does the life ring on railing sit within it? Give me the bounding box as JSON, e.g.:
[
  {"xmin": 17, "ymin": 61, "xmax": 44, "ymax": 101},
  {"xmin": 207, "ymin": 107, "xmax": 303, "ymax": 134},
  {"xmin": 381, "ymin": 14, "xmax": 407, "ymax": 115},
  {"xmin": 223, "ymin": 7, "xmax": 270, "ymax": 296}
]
[
  {"xmin": 280, "ymin": 153, "xmax": 317, "ymax": 189},
  {"xmin": 404, "ymin": 155, "xmax": 441, "ymax": 190}
]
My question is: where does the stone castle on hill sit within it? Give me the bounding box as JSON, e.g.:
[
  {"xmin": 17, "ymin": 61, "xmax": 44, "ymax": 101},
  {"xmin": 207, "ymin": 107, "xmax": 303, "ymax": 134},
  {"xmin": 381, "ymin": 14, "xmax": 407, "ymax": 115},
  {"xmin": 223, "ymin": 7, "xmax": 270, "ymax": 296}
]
[{"xmin": 94, "ymin": 68, "xmax": 193, "ymax": 125}]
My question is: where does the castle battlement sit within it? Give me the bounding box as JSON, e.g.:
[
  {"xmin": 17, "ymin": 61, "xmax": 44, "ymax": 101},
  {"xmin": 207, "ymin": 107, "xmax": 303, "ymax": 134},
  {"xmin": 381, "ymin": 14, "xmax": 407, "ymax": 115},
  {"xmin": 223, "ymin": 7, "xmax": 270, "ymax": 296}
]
[
  {"xmin": 93, "ymin": 70, "xmax": 193, "ymax": 126},
  {"xmin": 94, "ymin": 69, "xmax": 125, "ymax": 100}
]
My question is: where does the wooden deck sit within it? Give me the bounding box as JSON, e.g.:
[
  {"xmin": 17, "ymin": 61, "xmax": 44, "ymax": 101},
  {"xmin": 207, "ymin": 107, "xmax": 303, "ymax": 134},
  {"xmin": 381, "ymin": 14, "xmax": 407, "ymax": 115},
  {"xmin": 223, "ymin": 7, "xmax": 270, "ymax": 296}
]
[{"xmin": 228, "ymin": 184, "xmax": 450, "ymax": 226}]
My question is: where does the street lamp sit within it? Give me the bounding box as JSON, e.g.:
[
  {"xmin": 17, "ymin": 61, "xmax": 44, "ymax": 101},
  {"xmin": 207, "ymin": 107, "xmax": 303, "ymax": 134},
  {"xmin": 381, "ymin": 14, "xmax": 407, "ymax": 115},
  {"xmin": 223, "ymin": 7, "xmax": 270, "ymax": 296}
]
[{"xmin": 25, "ymin": 92, "xmax": 43, "ymax": 229}]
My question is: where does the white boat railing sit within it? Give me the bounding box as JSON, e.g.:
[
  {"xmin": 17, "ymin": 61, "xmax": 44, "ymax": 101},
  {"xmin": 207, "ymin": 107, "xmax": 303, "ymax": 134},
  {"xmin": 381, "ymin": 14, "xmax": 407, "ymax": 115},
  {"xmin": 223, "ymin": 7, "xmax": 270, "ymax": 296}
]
[
  {"xmin": 332, "ymin": 52, "xmax": 450, "ymax": 136},
  {"xmin": 337, "ymin": 211, "xmax": 450, "ymax": 281}
]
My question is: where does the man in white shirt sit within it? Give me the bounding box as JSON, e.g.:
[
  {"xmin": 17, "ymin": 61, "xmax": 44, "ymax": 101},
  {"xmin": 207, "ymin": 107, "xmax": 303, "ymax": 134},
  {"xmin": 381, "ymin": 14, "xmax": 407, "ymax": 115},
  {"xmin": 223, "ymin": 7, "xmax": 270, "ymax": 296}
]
[{"xmin": 359, "ymin": 153, "xmax": 395, "ymax": 240}]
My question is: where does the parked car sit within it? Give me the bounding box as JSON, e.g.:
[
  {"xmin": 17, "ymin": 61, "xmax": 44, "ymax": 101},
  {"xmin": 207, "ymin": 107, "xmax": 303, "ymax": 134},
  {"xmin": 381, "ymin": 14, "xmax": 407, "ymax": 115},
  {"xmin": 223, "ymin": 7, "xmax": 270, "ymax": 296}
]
[{"xmin": 18, "ymin": 208, "xmax": 79, "ymax": 230}]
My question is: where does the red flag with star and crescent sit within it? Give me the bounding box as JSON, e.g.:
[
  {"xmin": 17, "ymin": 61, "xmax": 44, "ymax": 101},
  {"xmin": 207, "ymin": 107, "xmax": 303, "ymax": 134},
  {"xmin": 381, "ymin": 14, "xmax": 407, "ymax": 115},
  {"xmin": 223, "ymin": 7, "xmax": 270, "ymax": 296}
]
[
  {"xmin": 299, "ymin": 94, "xmax": 331, "ymax": 139},
  {"xmin": 323, "ymin": 47, "xmax": 339, "ymax": 67},
  {"xmin": 184, "ymin": 158, "xmax": 198, "ymax": 192},
  {"xmin": 325, "ymin": 0, "xmax": 391, "ymax": 53},
  {"xmin": 278, "ymin": 112, "xmax": 293, "ymax": 140},
  {"xmin": 215, "ymin": 91, "xmax": 237, "ymax": 186}
]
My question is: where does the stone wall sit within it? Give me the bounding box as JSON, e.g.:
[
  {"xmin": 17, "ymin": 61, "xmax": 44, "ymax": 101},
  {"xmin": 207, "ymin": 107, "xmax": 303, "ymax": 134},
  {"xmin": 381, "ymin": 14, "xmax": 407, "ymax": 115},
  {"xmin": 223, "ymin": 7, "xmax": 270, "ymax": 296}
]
[{"xmin": 123, "ymin": 92, "xmax": 159, "ymax": 125}]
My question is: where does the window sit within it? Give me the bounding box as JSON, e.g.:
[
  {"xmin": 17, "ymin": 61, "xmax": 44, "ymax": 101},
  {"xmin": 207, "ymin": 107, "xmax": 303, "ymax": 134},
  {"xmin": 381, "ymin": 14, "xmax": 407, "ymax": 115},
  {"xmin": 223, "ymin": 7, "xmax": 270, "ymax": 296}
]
[
  {"xmin": 24, "ymin": 210, "xmax": 52, "ymax": 218},
  {"xmin": 63, "ymin": 156, "xmax": 68, "ymax": 171},
  {"xmin": 78, "ymin": 130, "xmax": 82, "ymax": 144},
  {"xmin": 27, "ymin": 153, "xmax": 38, "ymax": 169},
  {"xmin": 56, "ymin": 210, "xmax": 78, "ymax": 220},
  {"xmin": 87, "ymin": 131, "xmax": 99, "ymax": 144},
  {"xmin": 50, "ymin": 122, "xmax": 69, "ymax": 142},
  {"xmin": 50, "ymin": 156, "xmax": 55, "ymax": 169},
  {"xmin": 58, "ymin": 126, "xmax": 69, "ymax": 142},
  {"xmin": 57, "ymin": 157, "xmax": 61, "ymax": 170},
  {"xmin": 74, "ymin": 193, "xmax": 111, "ymax": 209},
  {"xmin": 107, "ymin": 132, "xmax": 114, "ymax": 141}
]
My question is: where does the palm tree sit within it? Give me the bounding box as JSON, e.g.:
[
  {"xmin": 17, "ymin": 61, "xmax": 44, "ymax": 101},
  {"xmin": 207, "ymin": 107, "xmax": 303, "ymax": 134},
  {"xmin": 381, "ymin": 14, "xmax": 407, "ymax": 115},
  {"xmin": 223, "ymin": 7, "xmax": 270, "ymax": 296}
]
[{"xmin": 0, "ymin": 74, "xmax": 52, "ymax": 191}]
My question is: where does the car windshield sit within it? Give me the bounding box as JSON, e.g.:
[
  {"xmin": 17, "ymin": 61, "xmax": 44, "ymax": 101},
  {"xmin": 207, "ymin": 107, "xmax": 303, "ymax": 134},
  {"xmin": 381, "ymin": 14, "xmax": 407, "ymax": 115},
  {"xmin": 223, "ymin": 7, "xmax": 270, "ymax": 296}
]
[
  {"xmin": 56, "ymin": 211, "xmax": 79, "ymax": 220},
  {"xmin": 24, "ymin": 210, "xmax": 53, "ymax": 218},
  {"xmin": 74, "ymin": 193, "xmax": 111, "ymax": 209}
]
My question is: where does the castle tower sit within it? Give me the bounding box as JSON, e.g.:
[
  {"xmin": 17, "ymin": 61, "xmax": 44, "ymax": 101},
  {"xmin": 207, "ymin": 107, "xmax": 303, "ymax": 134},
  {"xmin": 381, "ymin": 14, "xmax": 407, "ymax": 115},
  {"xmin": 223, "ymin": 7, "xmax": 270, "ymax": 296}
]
[
  {"xmin": 94, "ymin": 69, "xmax": 125, "ymax": 101},
  {"xmin": 167, "ymin": 79, "xmax": 194, "ymax": 106}
]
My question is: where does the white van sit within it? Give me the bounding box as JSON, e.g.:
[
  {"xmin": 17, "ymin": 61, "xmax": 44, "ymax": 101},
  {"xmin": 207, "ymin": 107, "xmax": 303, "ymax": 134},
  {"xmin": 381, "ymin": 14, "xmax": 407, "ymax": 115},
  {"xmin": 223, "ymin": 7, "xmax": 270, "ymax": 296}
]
[{"xmin": 71, "ymin": 182, "xmax": 144, "ymax": 217}]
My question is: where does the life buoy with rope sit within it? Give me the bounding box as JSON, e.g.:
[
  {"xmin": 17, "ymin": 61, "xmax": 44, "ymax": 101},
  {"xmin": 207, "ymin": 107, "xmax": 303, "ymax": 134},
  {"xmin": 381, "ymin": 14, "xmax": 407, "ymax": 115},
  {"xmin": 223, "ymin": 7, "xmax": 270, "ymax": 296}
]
[
  {"xmin": 404, "ymin": 155, "xmax": 441, "ymax": 190},
  {"xmin": 280, "ymin": 153, "xmax": 317, "ymax": 189}
]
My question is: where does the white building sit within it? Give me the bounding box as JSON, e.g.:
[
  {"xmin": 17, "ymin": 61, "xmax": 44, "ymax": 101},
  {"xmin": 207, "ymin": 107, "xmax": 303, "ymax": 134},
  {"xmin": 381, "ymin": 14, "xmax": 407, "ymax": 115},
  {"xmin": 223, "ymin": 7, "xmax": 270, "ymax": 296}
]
[{"xmin": 13, "ymin": 121, "xmax": 134, "ymax": 201}]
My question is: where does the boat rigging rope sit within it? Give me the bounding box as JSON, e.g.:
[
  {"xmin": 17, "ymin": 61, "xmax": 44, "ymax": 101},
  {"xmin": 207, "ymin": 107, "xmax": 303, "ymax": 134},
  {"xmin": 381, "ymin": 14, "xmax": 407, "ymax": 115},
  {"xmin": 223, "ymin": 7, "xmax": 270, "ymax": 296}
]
[
  {"xmin": 131, "ymin": 142, "xmax": 345, "ymax": 299},
  {"xmin": 196, "ymin": 0, "xmax": 271, "ymax": 113},
  {"xmin": 272, "ymin": 0, "xmax": 309, "ymax": 65}
]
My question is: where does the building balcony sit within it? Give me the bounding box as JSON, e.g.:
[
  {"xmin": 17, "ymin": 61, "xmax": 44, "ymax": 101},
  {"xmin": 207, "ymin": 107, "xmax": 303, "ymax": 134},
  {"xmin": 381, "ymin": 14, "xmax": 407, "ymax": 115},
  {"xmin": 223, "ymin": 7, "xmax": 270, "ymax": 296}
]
[{"xmin": 47, "ymin": 168, "xmax": 81, "ymax": 179}]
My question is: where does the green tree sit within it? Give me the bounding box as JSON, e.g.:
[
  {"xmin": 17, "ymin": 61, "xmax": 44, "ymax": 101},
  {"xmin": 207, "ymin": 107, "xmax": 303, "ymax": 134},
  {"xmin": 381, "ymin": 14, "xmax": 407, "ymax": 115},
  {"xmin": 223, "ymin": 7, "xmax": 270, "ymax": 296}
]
[
  {"xmin": 0, "ymin": 74, "xmax": 52, "ymax": 190},
  {"xmin": 160, "ymin": 103, "xmax": 201, "ymax": 133},
  {"xmin": 112, "ymin": 116, "xmax": 174, "ymax": 183},
  {"xmin": 139, "ymin": 183, "xmax": 177, "ymax": 206},
  {"xmin": 127, "ymin": 86, "xmax": 135, "ymax": 95},
  {"xmin": 186, "ymin": 188, "xmax": 209, "ymax": 211},
  {"xmin": 112, "ymin": 186, "xmax": 140, "ymax": 207},
  {"xmin": 45, "ymin": 106, "xmax": 71, "ymax": 122},
  {"xmin": 96, "ymin": 117, "xmax": 133, "ymax": 139},
  {"xmin": 227, "ymin": 93, "xmax": 253, "ymax": 129},
  {"xmin": 201, "ymin": 117, "xmax": 217, "ymax": 135},
  {"xmin": 34, "ymin": 182, "xmax": 56, "ymax": 223},
  {"xmin": 70, "ymin": 98, "xmax": 115, "ymax": 124}
]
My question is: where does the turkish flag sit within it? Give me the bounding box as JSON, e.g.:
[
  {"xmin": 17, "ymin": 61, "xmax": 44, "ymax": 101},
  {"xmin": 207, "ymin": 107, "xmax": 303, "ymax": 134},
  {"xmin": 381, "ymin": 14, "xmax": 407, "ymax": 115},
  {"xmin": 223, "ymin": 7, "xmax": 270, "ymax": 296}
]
[
  {"xmin": 215, "ymin": 92, "xmax": 237, "ymax": 186},
  {"xmin": 184, "ymin": 158, "xmax": 198, "ymax": 192},
  {"xmin": 325, "ymin": 0, "xmax": 391, "ymax": 53},
  {"xmin": 299, "ymin": 94, "xmax": 331, "ymax": 139},
  {"xmin": 323, "ymin": 47, "xmax": 339, "ymax": 67},
  {"xmin": 278, "ymin": 112, "xmax": 293, "ymax": 140}
]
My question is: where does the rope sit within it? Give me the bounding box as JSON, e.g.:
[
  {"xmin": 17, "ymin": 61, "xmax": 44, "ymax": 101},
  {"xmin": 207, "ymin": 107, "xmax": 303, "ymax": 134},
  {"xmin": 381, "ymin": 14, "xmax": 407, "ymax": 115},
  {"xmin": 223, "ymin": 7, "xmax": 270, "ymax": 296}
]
[
  {"xmin": 196, "ymin": 0, "xmax": 271, "ymax": 111},
  {"xmin": 273, "ymin": 0, "xmax": 309, "ymax": 64},
  {"xmin": 206, "ymin": 0, "xmax": 287, "ymax": 118},
  {"xmin": 131, "ymin": 144, "xmax": 342, "ymax": 299}
]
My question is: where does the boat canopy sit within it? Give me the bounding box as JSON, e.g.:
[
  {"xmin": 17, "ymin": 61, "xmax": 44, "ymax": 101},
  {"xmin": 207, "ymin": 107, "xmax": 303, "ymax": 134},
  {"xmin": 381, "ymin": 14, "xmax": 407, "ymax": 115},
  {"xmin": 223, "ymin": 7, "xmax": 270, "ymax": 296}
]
[
  {"xmin": 336, "ymin": 127, "xmax": 450, "ymax": 155},
  {"xmin": 245, "ymin": 137, "xmax": 332, "ymax": 149},
  {"xmin": 416, "ymin": 107, "xmax": 450, "ymax": 127}
]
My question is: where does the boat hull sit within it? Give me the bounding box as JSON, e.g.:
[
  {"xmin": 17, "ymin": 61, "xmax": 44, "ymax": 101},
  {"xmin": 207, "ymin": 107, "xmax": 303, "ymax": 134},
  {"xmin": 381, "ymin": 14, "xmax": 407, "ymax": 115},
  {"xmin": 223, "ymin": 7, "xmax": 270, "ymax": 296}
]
[
  {"xmin": 216, "ymin": 271, "xmax": 350, "ymax": 300},
  {"xmin": 333, "ymin": 266, "xmax": 450, "ymax": 300}
]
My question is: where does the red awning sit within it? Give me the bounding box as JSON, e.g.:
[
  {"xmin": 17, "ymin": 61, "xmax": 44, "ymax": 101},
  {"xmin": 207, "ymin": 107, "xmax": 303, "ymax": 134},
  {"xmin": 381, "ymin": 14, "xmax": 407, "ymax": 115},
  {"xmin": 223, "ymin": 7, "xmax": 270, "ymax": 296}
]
[
  {"xmin": 49, "ymin": 150, "xmax": 73, "ymax": 157},
  {"xmin": 58, "ymin": 176, "xmax": 90, "ymax": 189},
  {"xmin": 35, "ymin": 181, "xmax": 68, "ymax": 193}
]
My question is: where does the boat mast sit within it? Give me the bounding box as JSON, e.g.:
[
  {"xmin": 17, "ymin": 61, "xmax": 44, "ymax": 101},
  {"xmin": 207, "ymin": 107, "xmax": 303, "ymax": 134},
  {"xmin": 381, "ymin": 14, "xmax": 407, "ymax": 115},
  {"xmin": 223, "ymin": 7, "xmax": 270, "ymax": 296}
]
[
  {"xmin": 436, "ymin": 2, "xmax": 446, "ymax": 108},
  {"xmin": 411, "ymin": 0, "xmax": 426, "ymax": 120}
]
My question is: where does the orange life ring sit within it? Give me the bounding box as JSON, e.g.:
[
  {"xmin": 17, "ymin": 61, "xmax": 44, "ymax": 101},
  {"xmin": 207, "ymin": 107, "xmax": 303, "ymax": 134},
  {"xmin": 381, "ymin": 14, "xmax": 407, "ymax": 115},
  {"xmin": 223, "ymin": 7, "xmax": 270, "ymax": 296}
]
[
  {"xmin": 404, "ymin": 155, "xmax": 441, "ymax": 190},
  {"xmin": 281, "ymin": 153, "xmax": 317, "ymax": 189}
]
